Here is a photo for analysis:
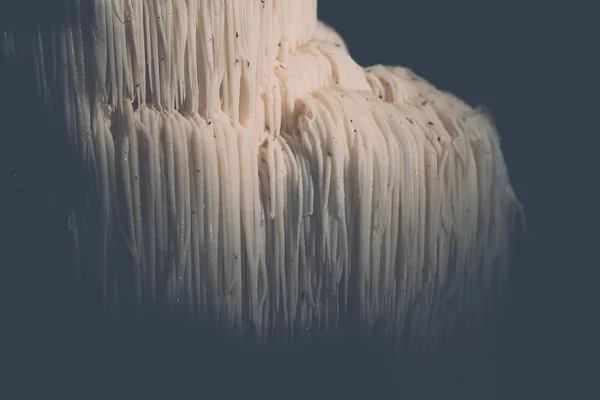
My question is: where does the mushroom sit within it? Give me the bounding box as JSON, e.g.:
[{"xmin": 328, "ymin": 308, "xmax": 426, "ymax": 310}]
[{"xmin": 1, "ymin": 0, "xmax": 521, "ymax": 362}]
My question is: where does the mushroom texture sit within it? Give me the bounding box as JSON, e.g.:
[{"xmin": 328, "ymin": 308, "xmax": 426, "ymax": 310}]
[{"xmin": 1, "ymin": 0, "xmax": 521, "ymax": 359}]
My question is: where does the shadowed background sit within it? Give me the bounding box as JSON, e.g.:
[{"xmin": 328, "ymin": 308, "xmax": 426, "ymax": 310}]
[{"xmin": 1, "ymin": 0, "xmax": 592, "ymax": 398}]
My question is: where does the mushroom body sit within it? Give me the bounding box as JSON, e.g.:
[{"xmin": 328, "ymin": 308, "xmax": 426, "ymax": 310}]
[{"xmin": 1, "ymin": 0, "xmax": 520, "ymax": 359}]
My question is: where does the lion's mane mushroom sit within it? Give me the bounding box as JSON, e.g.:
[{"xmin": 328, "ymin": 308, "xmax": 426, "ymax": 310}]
[{"xmin": 1, "ymin": 0, "xmax": 521, "ymax": 360}]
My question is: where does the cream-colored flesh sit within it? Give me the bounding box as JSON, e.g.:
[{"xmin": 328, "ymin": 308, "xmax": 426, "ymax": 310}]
[{"xmin": 1, "ymin": 0, "xmax": 520, "ymax": 356}]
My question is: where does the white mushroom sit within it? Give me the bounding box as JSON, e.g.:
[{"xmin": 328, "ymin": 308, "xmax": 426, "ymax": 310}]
[{"xmin": 1, "ymin": 0, "xmax": 521, "ymax": 359}]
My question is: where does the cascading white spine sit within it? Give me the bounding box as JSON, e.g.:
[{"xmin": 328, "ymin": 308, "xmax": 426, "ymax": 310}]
[{"xmin": 0, "ymin": 0, "xmax": 520, "ymax": 358}]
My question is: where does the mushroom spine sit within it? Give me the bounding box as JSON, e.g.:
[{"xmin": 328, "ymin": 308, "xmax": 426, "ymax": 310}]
[{"xmin": 1, "ymin": 0, "xmax": 521, "ymax": 357}]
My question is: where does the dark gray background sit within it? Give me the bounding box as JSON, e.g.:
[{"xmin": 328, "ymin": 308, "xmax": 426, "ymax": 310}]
[{"xmin": 1, "ymin": 1, "xmax": 593, "ymax": 398}]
